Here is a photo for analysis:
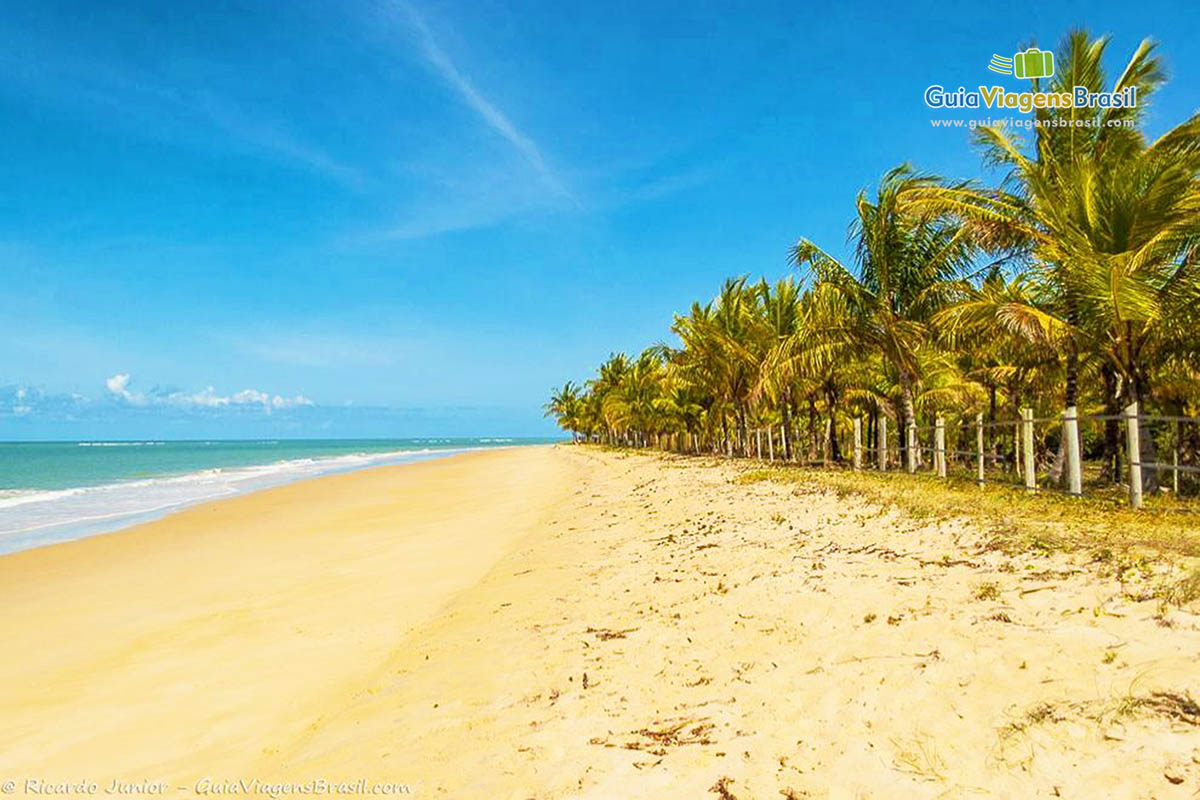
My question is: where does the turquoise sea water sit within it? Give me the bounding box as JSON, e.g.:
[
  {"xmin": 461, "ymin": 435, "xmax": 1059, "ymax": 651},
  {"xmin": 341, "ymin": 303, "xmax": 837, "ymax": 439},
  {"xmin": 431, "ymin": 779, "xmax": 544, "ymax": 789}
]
[{"xmin": 0, "ymin": 438, "xmax": 557, "ymax": 555}]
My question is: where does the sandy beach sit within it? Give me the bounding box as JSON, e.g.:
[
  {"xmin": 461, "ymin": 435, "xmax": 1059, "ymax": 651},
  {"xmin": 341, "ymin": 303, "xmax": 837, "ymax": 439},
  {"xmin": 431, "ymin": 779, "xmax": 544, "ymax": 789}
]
[{"xmin": 3, "ymin": 445, "xmax": 1200, "ymax": 798}]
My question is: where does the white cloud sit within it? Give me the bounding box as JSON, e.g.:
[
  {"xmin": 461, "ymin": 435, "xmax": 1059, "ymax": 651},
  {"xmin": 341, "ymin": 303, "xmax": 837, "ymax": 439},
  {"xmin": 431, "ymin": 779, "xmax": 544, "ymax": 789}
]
[
  {"xmin": 231, "ymin": 388, "xmax": 268, "ymax": 406},
  {"xmin": 231, "ymin": 388, "xmax": 314, "ymax": 410},
  {"xmin": 105, "ymin": 372, "xmax": 148, "ymax": 405},
  {"xmin": 273, "ymin": 394, "xmax": 314, "ymax": 409},
  {"xmin": 105, "ymin": 373, "xmax": 314, "ymax": 413},
  {"xmin": 171, "ymin": 386, "xmax": 230, "ymax": 408}
]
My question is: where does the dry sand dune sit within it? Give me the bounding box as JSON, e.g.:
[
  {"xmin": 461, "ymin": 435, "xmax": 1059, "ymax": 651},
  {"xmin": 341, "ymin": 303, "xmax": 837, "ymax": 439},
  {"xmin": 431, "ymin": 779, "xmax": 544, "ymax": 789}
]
[{"xmin": 3, "ymin": 445, "xmax": 1200, "ymax": 798}]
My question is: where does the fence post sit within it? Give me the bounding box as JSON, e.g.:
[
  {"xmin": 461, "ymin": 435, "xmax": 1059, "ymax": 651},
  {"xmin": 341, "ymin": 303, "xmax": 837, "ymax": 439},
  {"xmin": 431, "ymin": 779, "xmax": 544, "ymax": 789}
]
[
  {"xmin": 1021, "ymin": 407, "xmax": 1036, "ymax": 494},
  {"xmin": 906, "ymin": 421, "xmax": 917, "ymax": 473},
  {"xmin": 1125, "ymin": 401, "xmax": 1143, "ymax": 509},
  {"xmin": 935, "ymin": 416, "xmax": 946, "ymax": 478},
  {"xmin": 756, "ymin": 428, "xmax": 762, "ymax": 460},
  {"xmin": 853, "ymin": 417, "xmax": 862, "ymax": 471},
  {"xmin": 975, "ymin": 413, "xmax": 985, "ymax": 486},
  {"xmin": 1174, "ymin": 420, "xmax": 1181, "ymax": 494},
  {"xmin": 878, "ymin": 416, "xmax": 888, "ymax": 471},
  {"xmin": 1063, "ymin": 406, "xmax": 1082, "ymax": 497},
  {"xmin": 767, "ymin": 427, "xmax": 774, "ymax": 462}
]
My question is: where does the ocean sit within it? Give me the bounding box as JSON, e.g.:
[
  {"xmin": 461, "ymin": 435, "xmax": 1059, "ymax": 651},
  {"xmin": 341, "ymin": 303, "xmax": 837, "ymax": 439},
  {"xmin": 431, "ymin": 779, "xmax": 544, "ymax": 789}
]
[{"xmin": 0, "ymin": 438, "xmax": 557, "ymax": 555}]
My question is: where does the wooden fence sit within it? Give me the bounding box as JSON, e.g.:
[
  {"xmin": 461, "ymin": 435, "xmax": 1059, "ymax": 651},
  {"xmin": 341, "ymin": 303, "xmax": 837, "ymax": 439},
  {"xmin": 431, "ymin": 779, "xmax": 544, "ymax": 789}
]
[{"xmin": 746, "ymin": 401, "xmax": 1198, "ymax": 510}]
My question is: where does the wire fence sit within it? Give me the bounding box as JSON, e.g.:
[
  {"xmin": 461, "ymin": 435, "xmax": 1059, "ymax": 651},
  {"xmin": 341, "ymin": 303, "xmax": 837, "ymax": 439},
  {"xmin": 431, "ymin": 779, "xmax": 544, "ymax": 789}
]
[{"xmin": 742, "ymin": 401, "xmax": 1200, "ymax": 510}]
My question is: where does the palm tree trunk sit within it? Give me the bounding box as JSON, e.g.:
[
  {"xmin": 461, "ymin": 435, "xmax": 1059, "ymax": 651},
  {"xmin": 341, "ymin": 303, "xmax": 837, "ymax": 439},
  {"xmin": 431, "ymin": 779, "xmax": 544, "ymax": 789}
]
[
  {"xmin": 781, "ymin": 398, "xmax": 794, "ymax": 460},
  {"xmin": 1183, "ymin": 420, "xmax": 1200, "ymax": 497},
  {"xmin": 1101, "ymin": 365, "xmax": 1121, "ymax": 483},
  {"xmin": 867, "ymin": 409, "xmax": 876, "ymax": 462},
  {"xmin": 807, "ymin": 398, "xmax": 819, "ymax": 463},
  {"xmin": 1012, "ymin": 392, "xmax": 1022, "ymax": 479},
  {"xmin": 1064, "ymin": 348, "xmax": 1079, "ymax": 408},
  {"xmin": 826, "ymin": 386, "xmax": 842, "ymax": 463},
  {"xmin": 988, "ymin": 384, "xmax": 998, "ymax": 462},
  {"xmin": 899, "ymin": 372, "xmax": 917, "ymax": 468},
  {"xmin": 738, "ymin": 407, "xmax": 749, "ymax": 458}
]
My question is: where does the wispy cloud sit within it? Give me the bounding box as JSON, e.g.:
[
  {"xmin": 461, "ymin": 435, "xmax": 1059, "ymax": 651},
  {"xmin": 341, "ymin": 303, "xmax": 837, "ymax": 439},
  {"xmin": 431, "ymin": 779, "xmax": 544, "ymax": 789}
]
[
  {"xmin": 191, "ymin": 93, "xmax": 366, "ymax": 190},
  {"xmin": 0, "ymin": 386, "xmax": 88, "ymax": 419},
  {"xmin": 389, "ymin": 1, "xmax": 574, "ymax": 203},
  {"xmin": 0, "ymin": 29, "xmax": 363, "ymax": 190},
  {"xmin": 229, "ymin": 332, "xmax": 405, "ymax": 368},
  {"xmin": 348, "ymin": 159, "xmax": 568, "ymax": 243}
]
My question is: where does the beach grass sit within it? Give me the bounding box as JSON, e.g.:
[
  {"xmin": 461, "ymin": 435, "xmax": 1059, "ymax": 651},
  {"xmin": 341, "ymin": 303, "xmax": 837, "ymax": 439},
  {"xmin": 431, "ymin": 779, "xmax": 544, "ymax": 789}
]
[{"xmin": 722, "ymin": 461, "xmax": 1200, "ymax": 561}]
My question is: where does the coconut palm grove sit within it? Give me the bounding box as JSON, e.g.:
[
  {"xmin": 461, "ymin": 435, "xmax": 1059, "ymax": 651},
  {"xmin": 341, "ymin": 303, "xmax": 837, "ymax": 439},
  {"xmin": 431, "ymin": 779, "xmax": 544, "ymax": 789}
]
[{"xmin": 545, "ymin": 30, "xmax": 1200, "ymax": 502}]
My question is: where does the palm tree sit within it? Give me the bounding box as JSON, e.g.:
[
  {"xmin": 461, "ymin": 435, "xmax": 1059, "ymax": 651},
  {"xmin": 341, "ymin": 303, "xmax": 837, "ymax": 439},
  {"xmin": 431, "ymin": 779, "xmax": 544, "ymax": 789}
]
[
  {"xmin": 652, "ymin": 363, "xmax": 707, "ymax": 453},
  {"xmin": 548, "ymin": 26, "xmax": 1200, "ymax": 502},
  {"xmin": 933, "ymin": 270, "xmax": 1069, "ymax": 474},
  {"xmin": 754, "ymin": 277, "xmax": 803, "ymax": 459},
  {"xmin": 544, "ymin": 381, "xmax": 583, "ymax": 441},
  {"xmin": 590, "ymin": 353, "xmax": 631, "ymax": 445},
  {"xmin": 904, "ymin": 32, "xmax": 1200, "ymax": 488},
  {"xmin": 901, "ymin": 31, "xmax": 1188, "ymax": 401},
  {"xmin": 791, "ymin": 164, "xmax": 977, "ymax": 454},
  {"xmin": 759, "ymin": 282, "xmax": 866, "ymax": 463},
  {"xmin": 1058, "ymin": 146, "xmax": 1200, "ymax": 411},
  {"xmin": 672, "ymin": 278, "xmax": 761, "ymax": 455}
]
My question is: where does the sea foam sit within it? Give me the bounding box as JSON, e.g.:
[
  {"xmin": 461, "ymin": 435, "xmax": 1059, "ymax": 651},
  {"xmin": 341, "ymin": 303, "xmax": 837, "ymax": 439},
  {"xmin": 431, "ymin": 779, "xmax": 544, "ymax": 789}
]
[{"xmin": 0, "ymin": 447, "xmax": 461, "ymax": 555}]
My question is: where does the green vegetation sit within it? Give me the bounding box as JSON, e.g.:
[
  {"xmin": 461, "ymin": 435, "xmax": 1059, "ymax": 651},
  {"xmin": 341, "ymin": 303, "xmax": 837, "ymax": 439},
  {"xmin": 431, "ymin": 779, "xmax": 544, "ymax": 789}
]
[
  {"xmin": 546, "ymin": 28, "xmax": 1200, "ymax": 503},
  {"xmin": 733, "ymin": 462, "xmax": 1200, "ymax": 558},
  {"xmin": 1156, "ymin": 567, "xmax": 1200, "ymax": 608},
  {"xmin": 972, "ymin": 581, "xmax": 1001, "ymax": 602}
]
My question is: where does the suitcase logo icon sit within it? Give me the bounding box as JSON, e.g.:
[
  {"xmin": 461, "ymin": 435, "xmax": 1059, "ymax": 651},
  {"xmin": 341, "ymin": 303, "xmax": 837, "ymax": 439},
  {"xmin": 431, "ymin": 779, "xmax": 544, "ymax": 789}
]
[{"xmin": 988, "ymin": 48, "xmax": 1054, "ymax": 80}]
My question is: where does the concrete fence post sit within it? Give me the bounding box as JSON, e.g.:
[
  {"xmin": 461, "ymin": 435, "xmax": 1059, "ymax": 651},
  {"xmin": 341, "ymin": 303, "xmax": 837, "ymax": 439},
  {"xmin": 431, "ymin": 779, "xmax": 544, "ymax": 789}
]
[
  {"xmin": 935, "ymin": 415, "xmax": 946, "ymax": 478},
  {"xmin": 853, "ymin": 417, "xmax": 862, "ymax": 471},
  {"xmin": 767, "ymin": 427, "xmax": 774, "ymax": 462},
  {"xmin": 1174, "ymin": 420, "xmax": 1181, "ymax": 494},
  {"xmin": 1063, "ymin": 406, "xmax": 1082, "ymax": 497},
  {"xmin": 975, "ymin": 412, "xmax": 985, "ymax": 486},
  {"xmin": 878, "ymin": 416, "xmax": 888, "ymax": 472},
  {"xmin": 755, "ymin": 428, "xmax": 762, "ymax": 460},
  {"xmin": 906, "ymin": 422, "xmax": 917, "ymax": 474},
  {"xmin": 1125, "ymin": 401, "xmax": 1143, "ymax": 509},
  {"xmin": 1021, "ymin": 407, "xmax": 1036, "ymax": 494}
]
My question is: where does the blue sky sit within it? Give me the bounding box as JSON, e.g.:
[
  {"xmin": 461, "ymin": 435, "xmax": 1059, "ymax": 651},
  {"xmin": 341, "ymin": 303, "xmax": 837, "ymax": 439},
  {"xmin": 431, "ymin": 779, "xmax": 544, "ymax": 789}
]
[{"xmin": 2, "ymin": 0, "xmax": 1197, "ymax": 439}]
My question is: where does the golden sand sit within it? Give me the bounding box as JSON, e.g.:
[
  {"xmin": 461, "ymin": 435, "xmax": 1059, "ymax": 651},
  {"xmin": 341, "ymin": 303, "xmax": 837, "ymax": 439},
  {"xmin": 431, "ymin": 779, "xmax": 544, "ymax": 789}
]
[
  {"xmin": 0, "ymin": 448, "xmax": 574, "ymax": 789},
  {"xmin": 3, "ymin": 446, "xmax": 1200, "ymax": 797}
]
